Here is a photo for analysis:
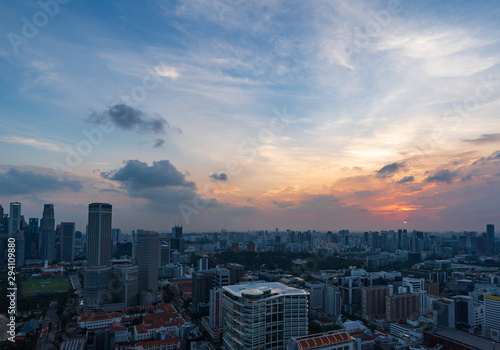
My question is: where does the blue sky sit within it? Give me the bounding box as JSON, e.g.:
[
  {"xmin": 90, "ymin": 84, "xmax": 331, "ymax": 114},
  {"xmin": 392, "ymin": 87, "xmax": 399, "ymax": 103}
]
[{"xmin": 1, "ymin": 0, "xmax": 500, "ymax": 233}]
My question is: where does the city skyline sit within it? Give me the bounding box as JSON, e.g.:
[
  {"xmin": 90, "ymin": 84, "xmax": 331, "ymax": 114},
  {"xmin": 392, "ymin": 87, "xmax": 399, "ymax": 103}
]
[{"xmin": 1, "ymin": 1, "xmax": 500, "ymax": 232}]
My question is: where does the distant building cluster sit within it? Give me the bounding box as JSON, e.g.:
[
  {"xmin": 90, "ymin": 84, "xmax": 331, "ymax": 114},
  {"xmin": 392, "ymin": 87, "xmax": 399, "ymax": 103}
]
[{"xmin": 2, "ymin": 200, "xmax": 500, "ymax": 349}]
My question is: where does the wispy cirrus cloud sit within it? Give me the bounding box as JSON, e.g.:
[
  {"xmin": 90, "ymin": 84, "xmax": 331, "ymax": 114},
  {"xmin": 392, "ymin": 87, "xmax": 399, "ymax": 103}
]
[{"xmin": 0, "ymin": 136, "xmax": 64, "ymax": 152}]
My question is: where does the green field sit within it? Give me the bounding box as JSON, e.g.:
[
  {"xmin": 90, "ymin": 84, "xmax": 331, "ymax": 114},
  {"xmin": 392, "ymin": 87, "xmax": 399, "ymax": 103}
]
[{"xmin": 22, "ymin": 277, "xmax": 71, "ymax": 297}]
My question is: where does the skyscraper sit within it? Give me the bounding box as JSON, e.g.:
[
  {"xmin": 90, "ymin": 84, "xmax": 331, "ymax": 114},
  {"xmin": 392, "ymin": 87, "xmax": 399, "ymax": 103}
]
[
  {"xmin": 137, "ymin": 230, "xmax": 159, "ymax": 292},
  {"xmin": 60, "ymin": 222, "xmax": 75, "ymax": 261},
  {"xmin": 486, "ymin": 224, "xmax": 495, "ymax": 255},
  {"xmin": 87, "ymin": 203, "xmax": 112, "ymax": 267},
  {"xmin": 84, "ymin": 203, "xmax": 112, "ymax": 312},
  {"xmin": 8, "ymin": 202, "xmax": 21, "ymax": 235},
  {"xmin": 40, "ymin": 204, "xmax": 55, "ymax": 264},
  {"xmin": 28, "ymin": 218, "xmax": 39, "ymax": 257},
  {"xmin": 223, "ymin": 283, "xmax": 309, "ymax": 350}
]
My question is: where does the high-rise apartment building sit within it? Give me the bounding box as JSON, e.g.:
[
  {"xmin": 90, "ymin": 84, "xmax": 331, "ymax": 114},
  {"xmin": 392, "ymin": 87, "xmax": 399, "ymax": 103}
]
[
  {"xmin": 323, "ymin": 285, "xmax": 342, "ymax": 318},
  {"xmin": 137, "ymin": 230, "xmax": 159, "ymax": 292},
  {"xmin": 223, "ymin": 282, "xmax": 309, "ymax": 350},
  {"xmin": 386, "ymin": 293, "xmax": 420, "ymax": 322},
  {"xmin": 40, "ymin": 204, "xmax": 55, "ymax": 263},
  {"xmin": 209, "ymin": 287, "xmax": 224, "ymax": 330},
  {"xmin": 87, "ymin": 203, "xmax": 112, "ymax": 267},
  {"xmin": 361, "ymin": 285, "xmax": 390, "ymax": 320},
  {"xmin": 227, "ymin": 263, "xmax": 244, "ymax": 285},
  {"xmin": 60, "ymin": 222, "xmax": 75, "ymax": 261},
  {"xmin": 306, "ymin": 282, "xmax": 324, "ymax": 310}
]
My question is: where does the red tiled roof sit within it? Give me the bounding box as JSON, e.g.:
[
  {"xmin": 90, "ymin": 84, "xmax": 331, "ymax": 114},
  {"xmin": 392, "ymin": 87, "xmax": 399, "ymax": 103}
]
[
  {"xmin": 296, "ymin": 332, "xmax": 351, "ymax": 349},
  {"xmin": 80, "ymin": 312, "xmax": 121, "ymax": 322},
  {"xmin": 109, "ymin": 321, "xmax": 125, "ymax": 331}
]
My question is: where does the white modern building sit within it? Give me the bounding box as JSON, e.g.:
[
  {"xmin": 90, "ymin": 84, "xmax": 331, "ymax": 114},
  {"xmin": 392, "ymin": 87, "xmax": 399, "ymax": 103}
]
[
  {"xmin": 223, "ymin": 282, "xmax": 309, "ymax": 350},
  {"xmin": 484, "ymin": 294, "xmax": 500, "ymax": 340}
]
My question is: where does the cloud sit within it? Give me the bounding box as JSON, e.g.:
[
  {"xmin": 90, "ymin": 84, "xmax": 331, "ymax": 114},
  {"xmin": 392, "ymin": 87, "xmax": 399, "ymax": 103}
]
[
  {"xmin": 376, "ymin": 162, "xmax": 405, "ymax": 178},
  {"xmin": 0, "ymin": 136, "xmax": 64, "ymax": 152},
  {"xmin": 0, "ymin": 168, "xmax": 82, "ymax": 195},
  {"xmin": 209, "ymin": 172, "xmax": 228, "ymax": 181},
  {"xmin": 272, "ymin": 200, "xmax": 294, "ymax": 209},
  {"xmin": 101, "ymin": 159, "xmax": 195, "ymax": 190},
  {"xmin": 154, "ymin": 64, "xmax": 180, "ymax": 79},
  {"xmin": 425, "ymin": 169, "xmax": 458, "ymax": 184},
  {"xmin": 87, "ymin": 104, "xmax": 181, "ymax": 135},
  {"xmin": 397, "ymin": 176, "xmax": 415, "ymax": 184},
  {"xmin": 462, "ymin": 133, "xmax": 500, "ymax": 144},
  {"xmin": 153, "ymin": 139, "xmax": 165, "ymax": 148}
]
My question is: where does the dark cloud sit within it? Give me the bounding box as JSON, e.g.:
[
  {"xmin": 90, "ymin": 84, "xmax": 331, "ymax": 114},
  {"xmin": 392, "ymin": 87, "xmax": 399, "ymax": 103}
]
[
  {"xmin": 0, "ymin": 168, "xmax": 82, "ymax": 195},
  {"xmin": 488, "ymin": 150, "xmax": 500, "ymax": 160},
  {"xmin": 425, "ymin": 169, "xmax": 458, "ymax": 184},
  {"xmin": 209, "ymin": 172, "xmax": 228, "ymax": 181},
  {"xmin": 462, "ymin": 133, "xmax": 500, "ymax": 144},
  {"xmin": 397, "ymin": 176, "xmax": 415, "ymax": 184},
  {"xmin": 101, "ymin": 160, "xmax": 195, "ymax": 190},
  {"xmin": 272, "ymin": 200, "xmax": 294, "ymax": 209},
  {"xmin": 350, "ymin": 190, "xmax": 380, "ymax": 199},
  {"xmin": 376, "ymin": 162, "xmax": 405, "ymax": 178},
  {"xmin": 153, "ymin": 139, "xmax": 165, "ymax": 148},
  {"xmin": 87, "ymin": 104, "xmax": 181, "ymax": 135}
]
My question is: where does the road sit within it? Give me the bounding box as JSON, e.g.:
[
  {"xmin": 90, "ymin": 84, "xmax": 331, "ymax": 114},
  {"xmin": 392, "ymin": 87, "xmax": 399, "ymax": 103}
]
[{"xmin": 35, "ymin": 300, "xmax": 59, "ymax": 350}]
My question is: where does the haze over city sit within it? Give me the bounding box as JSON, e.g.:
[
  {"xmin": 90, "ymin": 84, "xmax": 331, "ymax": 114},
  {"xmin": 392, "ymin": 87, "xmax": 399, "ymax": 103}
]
[{"xmin": 1, "ymin": 0, "xmax": 500, "ymax": 233}]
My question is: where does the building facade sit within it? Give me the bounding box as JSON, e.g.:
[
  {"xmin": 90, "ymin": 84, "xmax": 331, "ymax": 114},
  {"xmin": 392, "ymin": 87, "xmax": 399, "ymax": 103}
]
[{"xmin": 223, "ymin": 282, "xmax": 309, "ymax": 350}]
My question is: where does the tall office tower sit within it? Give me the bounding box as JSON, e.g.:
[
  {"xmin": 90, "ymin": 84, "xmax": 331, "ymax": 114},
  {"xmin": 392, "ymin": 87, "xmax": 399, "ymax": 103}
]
[
  {"xmin": 84, "ymin": 203, "xmax": 113, "ymax": 312},
  {"xmin": 87, "ymin": 203, "xmax": 112, "ymax": 267},
  {"xmin": 223, "ymin": 283, "xmax": 309, "ymax": 350},
  {"xmin": 16, "ymin": 228, "xmax": 25, "ymax": 267},
  {"xmin": 111, "ymin": 263, "xmax": 138, "ymax": 306},
  {"xmin": 209, "ymin": 287, "xmax": 224, "ymax": 330},
  {"xmin": 227, "ymin": 263, "xmax": 245, "ymax": 285},
  {"xmin": 453, "ymin": 296, "xmax": 474, "ymax": 331},
  {"xmin": 361, "ymin": 285, "xmax": 390, "ymax": 320},
  {"xmin": 28, "ymin": 218, "xmax": 39, "ymax": 257},
  {"xmin": 172, "ymin": 225, "xmax": 183, "ymax": 238},
  {"xmin": 21, "ymin": 218, "xmax": 32, "ymax": 260},
  {"xmin": 198, "ymin": 255, "xmax": 209, "ymax": 271},
  {"xmin": 137, "ymin": 230, "xmax": 159, "ymax": 292},
  {"xmin": 8, "ymin": 202, "xmax": 21, "ymax": 235},
  {"xmin": 159, "ymin": 243, "xmax": 170, "ymax": 267},
  {"xmin": 0, "ymin": 204, "xmax": 4, "ymax": 265},
  {"xmin": 306, "ymin": 282, "xmax": 324, "ymax": 310},
  {"xmin": 111, "ymin": 228, "xmax": 121, "ymax": 254},
  {"xmin": 74, "ymin": 231, "xmax": 83, "ymax": 250},
  {"xmin": 60, "ymin": 222, "xmax": 75, "ymax": 261},
  {"xmin": 192, "ymin": 271, "xmax": 214, "ymax": 316},
  {"xmin": 484, "ymin": 294, "xmax": 500, "ymax": 340},
  {"xmin": 213, "ymin": 266, "xmax": 230, "ymax": 287},
  {"xmin": 386, "ymin": 293, "xmax": 420, "ymax": 322},
  {"xmin": 486, "ymin": 224, "xmax": 495, "ymax": 255},
  {"xmin": 432, "ymin": 298, "xmax": 456, "ymax": 328},
  {"xmin": 40, "ymin": 204, "xmax": 55, "ymax": 264},
  {"xmin": 0, "ymin": 204, "xmax": 3, "ymax": 230},
  {"xmin": 324, "ymin": 285, "xmax": 342, "ymax": 318}
]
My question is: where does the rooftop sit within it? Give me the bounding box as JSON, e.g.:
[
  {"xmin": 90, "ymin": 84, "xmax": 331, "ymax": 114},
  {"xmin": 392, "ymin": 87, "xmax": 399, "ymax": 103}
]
[
  {"xmin": 223, "ymin": 282, "xmax": 309, "ymax": 298},
  {"xmin": 425, "ymin": 328, "xmax": 500, "ymax": 350}
]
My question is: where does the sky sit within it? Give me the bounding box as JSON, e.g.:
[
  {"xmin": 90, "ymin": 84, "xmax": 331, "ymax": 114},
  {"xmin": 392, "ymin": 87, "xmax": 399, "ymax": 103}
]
[{"xmin": 0, "ymin": 0, "xmax": 500, "ymax": 233}]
